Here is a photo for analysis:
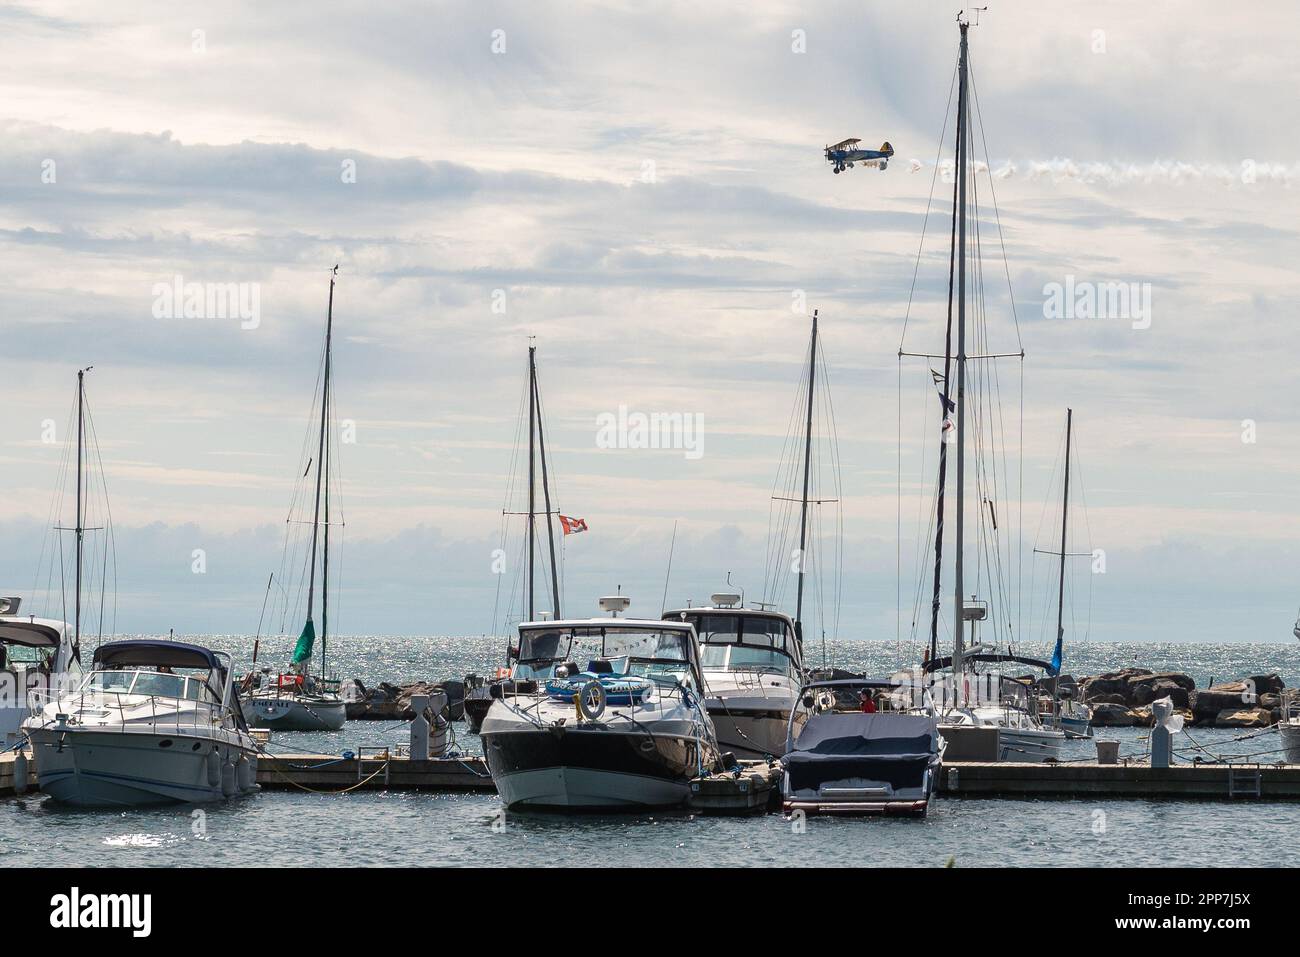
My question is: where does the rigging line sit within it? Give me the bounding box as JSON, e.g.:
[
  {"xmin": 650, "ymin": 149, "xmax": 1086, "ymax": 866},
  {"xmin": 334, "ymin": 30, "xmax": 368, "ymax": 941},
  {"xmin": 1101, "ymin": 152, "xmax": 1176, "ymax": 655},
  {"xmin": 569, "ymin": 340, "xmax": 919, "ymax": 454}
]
[
  {"xmin": 899, "ymin": 59, "xmax": 959, "ymax": 349},
  {"xmin": 764, "ymin": 339, "xmax": 811, "ymax": 605},
  {"xmin": 969, "ymin": 62, "xmax": 1023, "ymax": 351},
  {"xmin": 815, "ymin": 334, "xmax": 844, "ymax": 644},
  {"xmin": 83, "ymin": 399, "xmax": 118, "ymax": 640}
]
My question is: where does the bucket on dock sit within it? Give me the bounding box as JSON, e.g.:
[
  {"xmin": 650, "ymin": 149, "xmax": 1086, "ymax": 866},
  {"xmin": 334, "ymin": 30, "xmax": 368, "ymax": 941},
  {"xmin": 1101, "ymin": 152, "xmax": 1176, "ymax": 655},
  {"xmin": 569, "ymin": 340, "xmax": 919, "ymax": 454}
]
[{"xmin": 1096, "ymin": 740, "xmax": 1120, "ymax": 765}]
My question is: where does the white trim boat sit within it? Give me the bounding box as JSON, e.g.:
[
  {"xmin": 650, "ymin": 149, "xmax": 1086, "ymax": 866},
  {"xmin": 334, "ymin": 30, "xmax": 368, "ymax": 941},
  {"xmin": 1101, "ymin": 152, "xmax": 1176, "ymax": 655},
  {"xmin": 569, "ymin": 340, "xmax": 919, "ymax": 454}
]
[
  {"xmin": 782, "ymin": 676, "xmax": 945, "ymax": 816},
  {"xmin": 665, "ymin": 597, "xmax": 804, "ymax": 759},
  {"xmin": 24, "ymin": 639, "xmax": 259, "ymax": 806},
  {"xmin": 0, "ymin": 599, "xmax": 81, "ymax": 748},
  {"xmin": 481, "ymin": 597, "xmax": 721, "ymax": 810}
]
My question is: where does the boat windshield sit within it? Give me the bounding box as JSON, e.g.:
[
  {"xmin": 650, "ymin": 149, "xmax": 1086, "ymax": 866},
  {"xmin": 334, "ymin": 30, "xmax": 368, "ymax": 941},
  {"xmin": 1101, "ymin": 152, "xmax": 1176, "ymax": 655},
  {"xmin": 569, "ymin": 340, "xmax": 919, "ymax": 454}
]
[
  {"xmin": 516, "ymin": 626, "xmax": 697, "ymax": 686},
  {"xmin": 675, "ymin": 612, "xmax": 799, "ymax": 672},
  {"xmin": 80, "ymin": 669, "xmax": 219, "ymax": 703}
]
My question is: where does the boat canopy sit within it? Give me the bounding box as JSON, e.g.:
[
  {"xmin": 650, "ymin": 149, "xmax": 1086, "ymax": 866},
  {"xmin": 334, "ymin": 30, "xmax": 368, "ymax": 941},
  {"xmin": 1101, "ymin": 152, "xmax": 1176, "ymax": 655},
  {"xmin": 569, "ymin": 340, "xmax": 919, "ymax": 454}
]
[
  {"xmin": 922, "ymin": 652, "xmax": 1053, "ymax": 675},
  {"xmin": 0, "ymin": 619, "xmax": 69, "ymax": 649},
  {"xmin": 789, "ymin": 712, "xmax": 935, "ymax": 758},
  {"xmin": 802, "ymin": 677, "xmax": 901, "ymax": 692},
  {"xmin": 93, "ymin": 640, "xmax": 224, "ymax": 674}
]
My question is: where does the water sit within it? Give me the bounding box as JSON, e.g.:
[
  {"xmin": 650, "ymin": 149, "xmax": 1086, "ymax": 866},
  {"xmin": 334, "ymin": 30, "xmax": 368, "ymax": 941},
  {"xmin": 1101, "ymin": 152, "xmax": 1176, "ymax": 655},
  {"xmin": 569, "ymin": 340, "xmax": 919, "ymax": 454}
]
[{"xmin": 6, "ymin": 636, "xmax": 1300, "ymax": 867}]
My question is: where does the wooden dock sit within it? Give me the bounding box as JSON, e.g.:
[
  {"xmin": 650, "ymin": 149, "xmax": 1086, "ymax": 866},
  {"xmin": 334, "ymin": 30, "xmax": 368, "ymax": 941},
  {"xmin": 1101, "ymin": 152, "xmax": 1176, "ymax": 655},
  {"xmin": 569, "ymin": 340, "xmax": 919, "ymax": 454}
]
[
  {"xmin": 938, "ymin": 760, "xmax": 1298, "ymax": 800},
  {"xmin": 7, "ymin": 748, "xmax": 1298, "ymax": 804},
  {"xmin": 256, "ymin": 752, "xmax": 495, "ymax": 792}
]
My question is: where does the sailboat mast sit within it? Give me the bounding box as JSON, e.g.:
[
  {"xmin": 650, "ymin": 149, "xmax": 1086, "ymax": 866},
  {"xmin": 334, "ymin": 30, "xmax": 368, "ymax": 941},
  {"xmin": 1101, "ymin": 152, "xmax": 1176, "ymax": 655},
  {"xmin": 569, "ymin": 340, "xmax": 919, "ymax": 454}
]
[
  {"xmin": 305, "ymin": 267, "xmax": 336, "ymax": 636},
  {"xmin": 527, "ymin": 345, "xmax": 537, "ymax": 621},
  {"xmin": 795, "ymin": 309, "xmax": 818, "ymax": 643},
  {"xmin": 321, "ymin": 371, "xmax": 331, "ymax": 679},
  {"xmin": 952, "ymin": 21, "xmax": 970, "ymax": 682},
  {"xmin": 1054, "ymin": 409, "xmax": 1073, "ymax": 679},
  {"xmin": 74, "ymin": 368, "xmax": 86, "ymax": 647},
  {"xmin": 533, "ymin": 362, "xmax": 562, "ymax": 619}
]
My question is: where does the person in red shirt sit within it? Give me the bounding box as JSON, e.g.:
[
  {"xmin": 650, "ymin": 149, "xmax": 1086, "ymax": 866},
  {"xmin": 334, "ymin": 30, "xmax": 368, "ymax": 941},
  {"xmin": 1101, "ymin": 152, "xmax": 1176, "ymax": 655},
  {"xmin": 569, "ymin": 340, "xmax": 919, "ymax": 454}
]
[{"xmin": 859, "ymin": 689, "xmax": 877, "ymax": 713}]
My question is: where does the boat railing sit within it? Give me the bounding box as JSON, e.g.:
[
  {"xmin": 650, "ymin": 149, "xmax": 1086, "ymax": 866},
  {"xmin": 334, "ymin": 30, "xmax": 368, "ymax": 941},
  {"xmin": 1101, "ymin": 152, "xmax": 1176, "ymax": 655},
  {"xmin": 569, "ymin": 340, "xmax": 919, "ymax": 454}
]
[
  {"xmin": 26, "ymin": 687, "xmax": 231, "ymax": 741},
  {"xmin": 1282, "ymin": 689, "xmax": 1300, "ymax": 725}
]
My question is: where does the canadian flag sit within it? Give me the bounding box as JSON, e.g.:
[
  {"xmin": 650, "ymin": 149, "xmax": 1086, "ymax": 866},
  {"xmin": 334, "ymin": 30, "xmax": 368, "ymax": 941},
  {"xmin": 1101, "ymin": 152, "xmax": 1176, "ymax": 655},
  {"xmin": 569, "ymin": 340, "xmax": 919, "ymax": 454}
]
[{"xmin": 559, "ymin": 515, "xmax": 588, "ymax": 535}]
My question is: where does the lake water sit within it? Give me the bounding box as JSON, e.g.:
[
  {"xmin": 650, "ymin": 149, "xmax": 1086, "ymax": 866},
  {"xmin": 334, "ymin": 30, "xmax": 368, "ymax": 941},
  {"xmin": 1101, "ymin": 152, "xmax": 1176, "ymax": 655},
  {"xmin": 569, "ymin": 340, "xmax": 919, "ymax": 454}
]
[{"xmin": 6, "ymin": 636, "xmax": 1300, "ymax": 868}]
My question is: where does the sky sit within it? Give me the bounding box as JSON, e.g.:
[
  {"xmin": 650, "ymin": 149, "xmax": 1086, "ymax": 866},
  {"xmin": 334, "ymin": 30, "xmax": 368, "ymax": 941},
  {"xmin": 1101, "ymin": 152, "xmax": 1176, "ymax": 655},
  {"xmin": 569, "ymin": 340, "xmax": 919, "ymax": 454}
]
[{"xmin": 0, "ymin": 0, "xmax": 1297, "ymax": 650}]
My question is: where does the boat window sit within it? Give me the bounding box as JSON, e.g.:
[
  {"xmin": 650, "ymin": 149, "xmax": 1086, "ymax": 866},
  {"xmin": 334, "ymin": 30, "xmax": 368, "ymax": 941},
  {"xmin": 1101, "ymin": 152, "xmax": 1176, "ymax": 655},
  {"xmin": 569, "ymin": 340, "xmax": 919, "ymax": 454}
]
[
  {"xmin": 518, "ymin": 629, "xmax": 563, "ymax": 664},
  {"xmin": 740, "ymin": 617, "xmax": 790, "ymax": 649},
  {"xmin": 132, "ymin": 672, "xmax": 187, "ymax": 700},
  {"xmin": 1, "ymin": 643, "xmax": 45, "ymax": 665},
  {"xmin": 83, "ymin": 671, "xmax": 137, "ymax": 694},
  {"xmin": 687, "ymin": 614, "xmax": 739, "ymax": 643},
  {"xmin": 184, "ymin": 678, "xmax": 203, "ymax": 701}
]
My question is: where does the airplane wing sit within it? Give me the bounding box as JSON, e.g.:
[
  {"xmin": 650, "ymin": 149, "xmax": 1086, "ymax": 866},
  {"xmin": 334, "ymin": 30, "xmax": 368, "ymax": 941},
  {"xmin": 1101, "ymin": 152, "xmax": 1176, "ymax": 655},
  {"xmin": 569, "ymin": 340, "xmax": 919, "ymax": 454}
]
[{"xmin": 828, "ymin": 137, "xmax": 861, "ymax": 151}]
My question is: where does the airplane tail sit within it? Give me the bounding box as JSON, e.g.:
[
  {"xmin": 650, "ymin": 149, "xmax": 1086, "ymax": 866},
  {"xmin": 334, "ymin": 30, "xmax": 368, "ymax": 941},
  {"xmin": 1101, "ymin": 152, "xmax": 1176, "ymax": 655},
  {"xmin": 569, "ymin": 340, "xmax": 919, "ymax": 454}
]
[{"xmin": 880, "ymin": 141, "xmax": 894, "ymax": 156}]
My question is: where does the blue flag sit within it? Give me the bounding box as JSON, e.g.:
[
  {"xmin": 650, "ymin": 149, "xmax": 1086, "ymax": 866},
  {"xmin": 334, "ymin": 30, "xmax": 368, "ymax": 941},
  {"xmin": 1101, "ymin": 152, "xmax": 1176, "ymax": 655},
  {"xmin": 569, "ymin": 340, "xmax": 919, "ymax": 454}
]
[{"xmin": 1050, "ymin": 628, "xmax": 1063, "ymax": 676}]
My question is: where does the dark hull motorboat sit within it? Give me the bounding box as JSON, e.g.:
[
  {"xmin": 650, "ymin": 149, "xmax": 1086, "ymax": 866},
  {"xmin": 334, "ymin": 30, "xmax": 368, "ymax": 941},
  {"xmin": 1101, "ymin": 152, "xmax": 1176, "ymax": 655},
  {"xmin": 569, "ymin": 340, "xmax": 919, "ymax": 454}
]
[{"xmin": 782, "ymin": 680, "xmax": 944, "ymax": 817}]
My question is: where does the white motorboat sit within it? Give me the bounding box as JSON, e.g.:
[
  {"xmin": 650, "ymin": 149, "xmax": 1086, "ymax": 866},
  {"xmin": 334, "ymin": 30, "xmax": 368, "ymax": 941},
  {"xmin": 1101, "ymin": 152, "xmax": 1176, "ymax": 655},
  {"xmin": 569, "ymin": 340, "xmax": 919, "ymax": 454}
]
[
  {"xmin": 782, "ymin": 676, "xmax": 945, "ymax": 817},
  {"xmin": 0, "ymin": 598, "xmax": 81, "ymax": 748},
  {"xmin": 666, "ymin": 597, "xmax": 804, "ymax": 759},
  {"xmin": 481, "ymin": 597, "xmax": 721, "ymax": 810},
  {"xmin": 24, "ymin": 639, "xmax": 259, "ymax": 806}
]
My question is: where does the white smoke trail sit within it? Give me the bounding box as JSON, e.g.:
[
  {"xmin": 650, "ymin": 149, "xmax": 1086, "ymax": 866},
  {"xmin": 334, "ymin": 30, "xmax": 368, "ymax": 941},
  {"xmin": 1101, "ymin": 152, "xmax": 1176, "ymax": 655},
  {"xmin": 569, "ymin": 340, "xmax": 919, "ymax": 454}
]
[{"xmin": 907, "ymin": 157, "xmax": 1298, "ymax": 188}]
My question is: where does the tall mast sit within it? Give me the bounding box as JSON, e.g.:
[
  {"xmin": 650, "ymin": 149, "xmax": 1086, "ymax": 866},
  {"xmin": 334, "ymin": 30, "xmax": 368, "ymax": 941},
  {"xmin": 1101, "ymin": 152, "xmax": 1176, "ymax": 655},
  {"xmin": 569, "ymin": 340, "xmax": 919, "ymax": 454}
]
[
  {"xmin": 527, "ymin": 345, "xmax": 537, "ymax": 621},
  {"xmin": 305, "ymin": 266, "xmax": 336, "ymax": 641},
  {"xmin": 1053, "ymin": 409, "xmax": 1073, "ymax": 685},
  {"xmin": 951, "ymin": 20, "xmax": 970, "ymax": 683},
  {"xmin": 533, "ymin": 357, "xmax": 561, "ymax": 619},
  {"xmin": 794, "ymin": 309, "xmax": 818, "ymax": 644},
  {"xmin": 321, "ymin": 363, "xmax": 331, "ymax": 679},
  {"xmin": 74, "ymin": 368, "xmax": 86, "ymax": 648}
]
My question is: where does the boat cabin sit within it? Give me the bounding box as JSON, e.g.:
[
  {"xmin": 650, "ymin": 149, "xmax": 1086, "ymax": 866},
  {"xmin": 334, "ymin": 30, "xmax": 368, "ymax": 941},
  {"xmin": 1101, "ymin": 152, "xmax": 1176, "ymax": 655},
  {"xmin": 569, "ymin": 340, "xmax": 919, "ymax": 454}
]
[
  {"xmin": 511, "ymin": 617, "xmax": 705, "ymax": 692},
  {"xmin": 0, "ymin": 602, "xmax": 81, "ymax": 745},
  {"xmin": 664, "ymin": 597, "xmax": 803, "ymax": 681}
]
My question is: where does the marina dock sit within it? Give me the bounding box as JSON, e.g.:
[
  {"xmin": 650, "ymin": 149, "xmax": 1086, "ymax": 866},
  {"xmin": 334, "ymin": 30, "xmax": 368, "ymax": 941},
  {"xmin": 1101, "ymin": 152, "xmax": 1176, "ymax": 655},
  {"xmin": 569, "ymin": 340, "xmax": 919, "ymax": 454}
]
[{"xmin": 6, "ymin": 748, "xmax": 1299, "ymax": 804}]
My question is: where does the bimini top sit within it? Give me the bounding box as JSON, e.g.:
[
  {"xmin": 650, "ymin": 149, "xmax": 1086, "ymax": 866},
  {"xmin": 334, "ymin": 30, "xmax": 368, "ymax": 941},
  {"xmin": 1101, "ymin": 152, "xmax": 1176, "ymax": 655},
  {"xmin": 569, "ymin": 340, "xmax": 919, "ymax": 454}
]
[
  {"xmin": 0, "ymin": 617, "xmax": 71, "ymax": 649},
  {"xmin": 802, "ymin": 677, "xmax": 900, "ymax": 692},
  {"xmin": 93, "ymin": 640, "xmax": 224, "ymax": 673},
  {"xmin": 921, "ymin": 653, "xmax": 1052, "ymax": 675}
]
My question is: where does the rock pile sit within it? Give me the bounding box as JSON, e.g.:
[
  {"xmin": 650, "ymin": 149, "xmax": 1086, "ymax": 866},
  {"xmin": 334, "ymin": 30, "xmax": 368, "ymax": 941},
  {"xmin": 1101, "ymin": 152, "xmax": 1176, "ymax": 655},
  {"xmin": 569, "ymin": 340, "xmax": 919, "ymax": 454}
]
[{"xmin": 1074, "ymin": 668, "xmax": 1286, "ymax": 728}]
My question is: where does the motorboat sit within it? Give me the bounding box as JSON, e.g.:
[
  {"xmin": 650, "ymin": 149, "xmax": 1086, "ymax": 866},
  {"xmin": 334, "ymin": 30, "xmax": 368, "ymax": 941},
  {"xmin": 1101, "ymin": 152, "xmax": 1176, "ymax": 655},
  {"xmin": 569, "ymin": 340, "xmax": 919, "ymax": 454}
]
[
  {"xmin": 480, "ymin": 596, "xmax": 721, "ymax": 810},
  {"xmin": 782, "ymin": 676, "xmax": 944, "ymax": 817},
  {"xmin": 664, "ymin": 596, "xmax": 804, "ymax": 759},
  {"xmin": 0, "ymin": 598, "xmax": 81, "ymax": 748},
  {"xmin": 23, "ymin": 638, "xmax": 259, "ymax": 806}
]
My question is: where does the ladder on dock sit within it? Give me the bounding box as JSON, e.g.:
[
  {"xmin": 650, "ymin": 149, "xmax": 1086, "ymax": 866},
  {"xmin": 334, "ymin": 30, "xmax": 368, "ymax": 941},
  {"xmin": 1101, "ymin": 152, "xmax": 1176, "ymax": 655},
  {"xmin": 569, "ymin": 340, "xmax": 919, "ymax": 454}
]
[
  {"xmin": 357, "ymin": 746, "xmax": 391, "ymax": 786},
  {"xmin": 1227, "ymin": 764, "xmax": 1261, "ymax": 798}
]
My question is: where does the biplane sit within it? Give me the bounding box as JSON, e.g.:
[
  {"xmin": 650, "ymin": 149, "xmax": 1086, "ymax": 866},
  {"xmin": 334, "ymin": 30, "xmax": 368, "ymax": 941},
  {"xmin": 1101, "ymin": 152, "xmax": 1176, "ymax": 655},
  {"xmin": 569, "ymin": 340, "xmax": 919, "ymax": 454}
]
[{"xmin": 824, "ymin": 138, "xmax": 894, "ymax": 173}]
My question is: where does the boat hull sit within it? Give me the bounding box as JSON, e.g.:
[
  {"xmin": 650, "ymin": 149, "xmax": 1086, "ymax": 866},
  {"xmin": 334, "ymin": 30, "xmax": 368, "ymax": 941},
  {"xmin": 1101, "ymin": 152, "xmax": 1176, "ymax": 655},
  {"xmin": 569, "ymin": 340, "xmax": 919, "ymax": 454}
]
[
  {"xmin": 705, "ymin": 702, "xmax": 791, "ymax": 760},
  {"xmin": 483, "ymin": 727, "xmax": 707, "ymax": 810},
  {"xmin": 993, "ymin": 726, "xmax": 1065, "ymax": 762},
  {"xmin": 241, "ymin": 695, "xmax": 346, "ymax": 731},
  {"xmin": 27, "ymin": 727, "xmax": 257, "ymax": 807},
  {"xmin": 1281, "ymin": 722, "xmax": 1300, "ymax": 763}
]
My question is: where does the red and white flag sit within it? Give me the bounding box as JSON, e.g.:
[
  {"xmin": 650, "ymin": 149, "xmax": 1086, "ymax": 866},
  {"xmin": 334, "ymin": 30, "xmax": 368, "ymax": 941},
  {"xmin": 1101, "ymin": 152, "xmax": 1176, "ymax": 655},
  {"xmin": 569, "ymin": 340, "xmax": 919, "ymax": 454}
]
[{"xmin": 559, "ymin": 515, "xmax": 588, "ymax": 535}]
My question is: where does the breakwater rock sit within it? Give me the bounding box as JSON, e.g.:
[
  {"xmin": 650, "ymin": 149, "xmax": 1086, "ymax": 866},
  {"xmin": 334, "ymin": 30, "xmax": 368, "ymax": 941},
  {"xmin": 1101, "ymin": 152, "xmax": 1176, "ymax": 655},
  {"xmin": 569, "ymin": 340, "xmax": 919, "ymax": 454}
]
[
  {"xmin": 343, "ymin": 679, "xmax": 466, "ymax": 721},
  {"xmin": 1075, "ymin": 668, "xmax": 1286, "ymax": 729}
]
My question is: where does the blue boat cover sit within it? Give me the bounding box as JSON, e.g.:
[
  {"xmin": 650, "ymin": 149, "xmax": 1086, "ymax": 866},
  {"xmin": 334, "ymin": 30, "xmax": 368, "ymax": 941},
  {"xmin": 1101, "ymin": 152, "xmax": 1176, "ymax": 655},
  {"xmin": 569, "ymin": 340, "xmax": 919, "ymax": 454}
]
[
  {"xmin": 786, "ymin": 712, "xmax": 935, "ymax": 760},
  {"xmin": 93, "ymin": 639, "xmax": 224, "ymax": 674}
]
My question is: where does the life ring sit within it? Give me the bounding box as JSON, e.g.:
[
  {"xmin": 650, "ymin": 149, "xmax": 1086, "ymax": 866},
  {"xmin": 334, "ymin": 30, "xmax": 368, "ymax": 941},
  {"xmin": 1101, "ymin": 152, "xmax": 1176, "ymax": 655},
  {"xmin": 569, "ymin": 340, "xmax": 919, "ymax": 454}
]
[{"xmin": 576, "ymin": 680, "xmax": 606, "ymax": 721}]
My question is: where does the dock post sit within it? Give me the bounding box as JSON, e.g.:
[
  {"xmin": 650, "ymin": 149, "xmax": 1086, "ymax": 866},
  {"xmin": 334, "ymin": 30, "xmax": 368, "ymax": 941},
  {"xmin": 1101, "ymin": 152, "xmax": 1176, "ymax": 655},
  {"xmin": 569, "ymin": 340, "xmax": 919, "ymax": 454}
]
[
  {"xmin": 1150, "ymin": 697, "xmax": 1174, "ymax": 768},
  {"xmin": 409, "ymin": 694, "xmax": 430, "ymax": 761}
]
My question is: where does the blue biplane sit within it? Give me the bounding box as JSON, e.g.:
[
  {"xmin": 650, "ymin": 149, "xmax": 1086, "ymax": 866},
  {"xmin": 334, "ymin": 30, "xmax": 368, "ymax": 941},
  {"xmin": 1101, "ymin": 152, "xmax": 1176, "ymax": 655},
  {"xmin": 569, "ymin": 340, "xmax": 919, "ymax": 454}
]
[{"xmin": 825, "ymin": 138, "xmax": 894, "ymax": 173}]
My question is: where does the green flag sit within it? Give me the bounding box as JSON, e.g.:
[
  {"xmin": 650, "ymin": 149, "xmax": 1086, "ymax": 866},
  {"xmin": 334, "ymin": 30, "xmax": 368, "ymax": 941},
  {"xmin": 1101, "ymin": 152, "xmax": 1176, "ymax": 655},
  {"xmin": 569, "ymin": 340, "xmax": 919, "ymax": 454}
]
[{"xmin": 292, "ymin": 619, "xmax": 316, "ymax": 665}]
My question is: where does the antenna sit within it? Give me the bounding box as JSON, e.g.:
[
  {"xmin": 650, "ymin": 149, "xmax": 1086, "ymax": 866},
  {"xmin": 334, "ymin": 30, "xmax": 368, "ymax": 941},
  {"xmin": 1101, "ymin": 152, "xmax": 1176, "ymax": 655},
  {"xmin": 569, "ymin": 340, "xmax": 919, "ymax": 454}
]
[{"xmin": 659, "ymin": 519, "xmax": 678, "ymax": 615}]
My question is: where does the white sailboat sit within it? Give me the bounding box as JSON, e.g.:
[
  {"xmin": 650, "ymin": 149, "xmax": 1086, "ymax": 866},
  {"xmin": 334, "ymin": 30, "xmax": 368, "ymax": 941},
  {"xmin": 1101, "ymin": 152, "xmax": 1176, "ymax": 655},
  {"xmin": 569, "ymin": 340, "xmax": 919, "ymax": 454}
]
[
  {"xmin": 905, "ymin": 17, "xmax": 1063, "ymax": 762},
  {"xmin": 241, "ymin": 267, "xmax": 346, "ymax": 731}
]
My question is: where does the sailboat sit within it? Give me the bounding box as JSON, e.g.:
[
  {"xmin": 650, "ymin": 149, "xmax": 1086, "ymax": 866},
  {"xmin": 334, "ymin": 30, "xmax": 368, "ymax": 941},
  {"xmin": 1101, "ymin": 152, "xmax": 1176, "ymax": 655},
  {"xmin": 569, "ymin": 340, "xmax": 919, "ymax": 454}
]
[
  {"xmin": 24, "ymin": 370, "xmax": 259, "ymax": 805},
  {"xmin": 906, "ymin": 17, "xmax": 1064, "ymax": 762},
  {"xmin": 1036, "ymin": 409, "xmax": 1093, "ymax": 738},
  {"xmin": 241, "ymin": 267, "xmax": 346, "ymax": 731},
  {"xmin": 464, "ymin": 343, "xmax": 564, "ymax": 734},
  {"xmin": 662, "ymin": 312, "xmax": 829, "ymax": 759}
]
